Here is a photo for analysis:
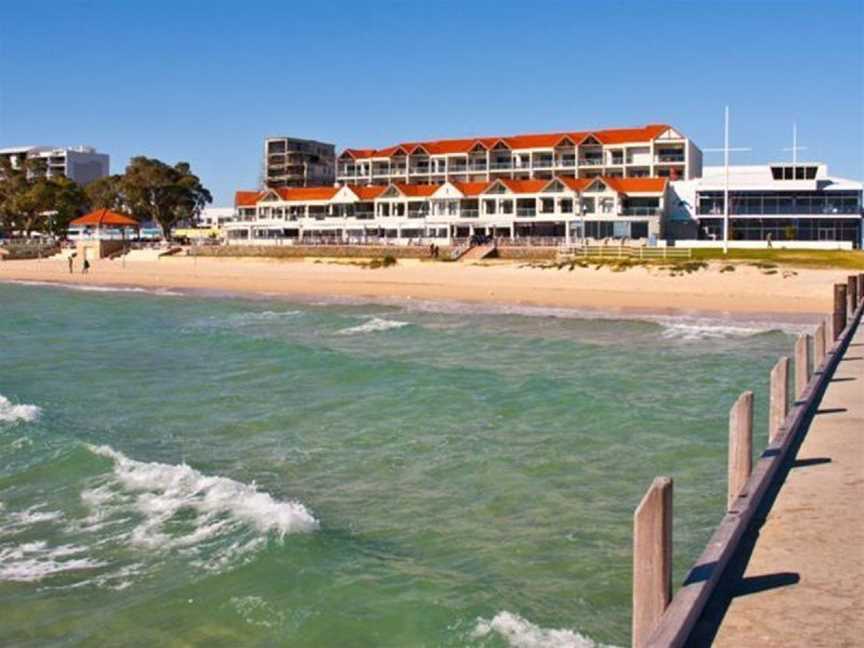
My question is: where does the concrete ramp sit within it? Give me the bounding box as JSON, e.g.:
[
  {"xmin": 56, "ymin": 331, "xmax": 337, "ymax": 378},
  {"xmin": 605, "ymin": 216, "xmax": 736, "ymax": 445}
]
[{"xmin": 459, "ymin": 243, "xmax": 496, "ymax": 262}]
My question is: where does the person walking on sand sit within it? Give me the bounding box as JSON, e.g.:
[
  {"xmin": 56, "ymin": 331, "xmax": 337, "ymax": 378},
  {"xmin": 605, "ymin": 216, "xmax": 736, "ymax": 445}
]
[
  {"xmin": 67, "ymin": 255, "xmax": 74, "ymax": 274},
  {"xmin": 82, "ymin": 259, "xmax": 90, "ymax": 274}
]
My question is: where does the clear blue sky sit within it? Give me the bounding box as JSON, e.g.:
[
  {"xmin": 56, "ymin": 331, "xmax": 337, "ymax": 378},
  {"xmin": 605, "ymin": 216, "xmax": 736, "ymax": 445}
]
[{"xmin": 1, "ymin": 1, "xmax": 862, "ymax": 206}]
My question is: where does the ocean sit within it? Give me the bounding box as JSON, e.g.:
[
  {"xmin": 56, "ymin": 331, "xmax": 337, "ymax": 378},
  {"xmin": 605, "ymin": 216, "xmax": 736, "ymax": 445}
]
[{"xmin": 0, "ymin": 282, "xmax": 808, "ymax": 647}]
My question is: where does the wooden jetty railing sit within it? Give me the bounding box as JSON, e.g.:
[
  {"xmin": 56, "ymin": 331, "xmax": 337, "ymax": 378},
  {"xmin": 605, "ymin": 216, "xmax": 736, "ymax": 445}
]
[{"xmin": 631, "ymin": 273, "xmax": 864, "ymax": 648}]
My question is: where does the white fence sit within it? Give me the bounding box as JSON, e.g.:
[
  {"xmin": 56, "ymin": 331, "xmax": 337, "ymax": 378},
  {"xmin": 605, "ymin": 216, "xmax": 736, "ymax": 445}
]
[{"xmin": 672, "ymin": 240, "xmax": 854, "ymax": 251}]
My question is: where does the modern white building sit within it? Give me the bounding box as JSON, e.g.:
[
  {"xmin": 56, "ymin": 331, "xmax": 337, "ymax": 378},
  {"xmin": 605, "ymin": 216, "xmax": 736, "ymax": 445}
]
[
  {"xmin": 670, "ymin": 163, "xmax": 863, "ymax": 247},
  {"xmin": 337, "ymin": 124, "xmax": 702, "ymax": 185},
  {"xmin": 197, "ymin": 207, "xmax": 235, "ymax": 228},
  {"xmin": 0, "ymin": 145, "xmax": 109, "ymax": 186},
  {"xmin": 226, "ymin": 175, "xmax": 671, "ymax": 245}
]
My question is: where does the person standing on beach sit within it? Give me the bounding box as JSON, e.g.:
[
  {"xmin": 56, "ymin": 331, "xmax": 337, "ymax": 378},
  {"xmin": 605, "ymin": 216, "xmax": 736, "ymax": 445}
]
[
  {"xmin": 67, "ymin": 255, "xmax": 74, "ymax": 274},
  {"xmin": 82, "ymin": 259, "xmax": 90, "ymax": 274}
]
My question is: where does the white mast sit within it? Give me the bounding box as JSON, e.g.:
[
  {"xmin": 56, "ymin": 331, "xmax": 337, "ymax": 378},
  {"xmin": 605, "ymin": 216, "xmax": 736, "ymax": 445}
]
[
  {"xmin": 704, "ymin": 107, "xmax": 751, "ymax": 255},
  {"xmin": 783, "ymin": 123, "xmax": 807, "ymax": 165}
]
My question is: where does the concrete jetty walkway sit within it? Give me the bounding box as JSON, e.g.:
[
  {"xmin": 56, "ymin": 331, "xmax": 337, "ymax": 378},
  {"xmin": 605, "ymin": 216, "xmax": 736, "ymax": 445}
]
[{"xmin": 710, "ymin": 321, "xmax": 864, "ymax": 647}]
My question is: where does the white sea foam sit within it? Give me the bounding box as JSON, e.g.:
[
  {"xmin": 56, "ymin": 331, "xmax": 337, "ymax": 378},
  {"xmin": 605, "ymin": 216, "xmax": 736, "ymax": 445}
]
[
  {"xmin": 473, "ymin": 611, "xmax": 617, "ymax": 648},
  {"xmin": 2, "ymin": 280, "xmax": 181, "ymax": 296},
  {"xmin": 0, "ymin": 541, "xmax": 105, "ymax": 582},
  {"xmin": 0, "ymin": 395, "xmax": 42, "ymax": 424},
  {"xmin": 229, "ymin": 310, "xmax": 302, "ymax": 322},
  {"xmin": 658, "ymin": 320, "xmax": 772, "ymax": 340},
  {"xmin": 86, "ymin": 444, "xmax": 318, "ymax": 553},
  {"xmin": 337, "ymin": 317, "xmax": 410, "ymax": 335},
  {"xmin": 230, "ymin": 595, "xmax": 287, "ymax": 629}
]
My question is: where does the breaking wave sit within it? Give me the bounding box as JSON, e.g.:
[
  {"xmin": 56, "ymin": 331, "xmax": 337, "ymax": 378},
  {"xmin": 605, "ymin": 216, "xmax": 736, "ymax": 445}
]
[
  {"xmin": 0, "ymin": 541, "xmax": 106, "ymax": 582},
  {"xmin": 473, "ymin": 611, "xmax": 618, "ymax": 648},
  {"xmin": 85, "ymin": 444, "xmax": 318, "ymax": 551},
  {"xmin": 658, "ymin": 321, "xmax": 775, "ymax": 340},
  {"xmin": 336, "ymin": 317, "xmax": 410, "ymax": 335},
  {"xmin": 0, "ymin": 394, "xmax": 41, "ymax": 424}
]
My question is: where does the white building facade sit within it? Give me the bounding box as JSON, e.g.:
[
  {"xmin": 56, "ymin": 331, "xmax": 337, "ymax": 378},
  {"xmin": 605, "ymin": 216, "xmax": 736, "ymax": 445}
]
[
  {"xmin": 337, "ymin": 124, "xmax": 701, "ymax": 185},
  {"xmin": 0, "ymin": 145, "xmax": 109, "ymax": 186},
  {"xmin": 670, "ymin": 163, "xmax": 863, "ymax": 248},
  {"xmin": 226, "ymin": 176, "xmax": 671, "ymax": 245}
]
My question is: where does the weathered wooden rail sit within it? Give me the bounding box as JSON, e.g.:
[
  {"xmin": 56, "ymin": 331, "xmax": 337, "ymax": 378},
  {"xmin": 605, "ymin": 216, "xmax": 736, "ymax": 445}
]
[{"xmin": 631, "ymin": 272, "xmax": 864, "ymax": 648}]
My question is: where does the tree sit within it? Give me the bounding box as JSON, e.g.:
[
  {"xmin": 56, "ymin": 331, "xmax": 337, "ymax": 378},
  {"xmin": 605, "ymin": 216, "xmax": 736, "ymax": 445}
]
[
  {"xmin": 0, "ymin": 158, "xmax": 87, "ymax": 237},
  {"xmin": 85, "ymin": 174, "xmax": 126, "ymax": 211},
  {"xmin": 43, "ymin": 176, "xmax": 87, "ymax": 236},
  {"xmin": 121, "ymin": 157, "xmax": 211, "ymax": 239}
]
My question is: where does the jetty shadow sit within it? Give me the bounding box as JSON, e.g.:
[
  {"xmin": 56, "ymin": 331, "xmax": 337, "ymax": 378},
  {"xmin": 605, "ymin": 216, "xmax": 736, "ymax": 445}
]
[
  {"xmin": 791, "ymin": 457, "xmax": 831, "ymax": 469},
  {"xmin": 689, "ymin": 347, "xmax": 836, "ymax": 645}
]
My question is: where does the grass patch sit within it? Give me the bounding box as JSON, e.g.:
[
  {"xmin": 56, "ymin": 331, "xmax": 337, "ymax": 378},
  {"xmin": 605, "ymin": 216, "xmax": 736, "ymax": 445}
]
[{"xmin": 690, "ymin": 248, "xmax": 864, "ymax": 270}]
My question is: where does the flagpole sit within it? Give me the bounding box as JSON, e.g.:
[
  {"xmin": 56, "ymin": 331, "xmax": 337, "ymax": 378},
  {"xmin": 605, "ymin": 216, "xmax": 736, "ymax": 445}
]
[{"xmin": 723, "ymin": 106, "xmax": 730, "ymax": 255}]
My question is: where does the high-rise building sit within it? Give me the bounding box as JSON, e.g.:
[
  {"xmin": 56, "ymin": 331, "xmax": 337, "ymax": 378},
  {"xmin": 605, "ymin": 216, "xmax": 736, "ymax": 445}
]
[
  {"xmin": 264, "ymin": 137, "xmax": 335, "ymax": 188},
  {"xmin": 0, "ymin": 145, "xmax": 109, "ymax": 186}
]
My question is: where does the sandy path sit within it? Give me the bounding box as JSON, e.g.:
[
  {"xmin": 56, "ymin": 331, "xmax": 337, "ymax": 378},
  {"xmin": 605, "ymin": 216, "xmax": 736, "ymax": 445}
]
[
  {"xmin": 0, "ymin": 256, "xmax": 850, "ymax": 318},
  {"xmin": 713, "ymin": 323, "xmax": 864, "ymax": 647}
]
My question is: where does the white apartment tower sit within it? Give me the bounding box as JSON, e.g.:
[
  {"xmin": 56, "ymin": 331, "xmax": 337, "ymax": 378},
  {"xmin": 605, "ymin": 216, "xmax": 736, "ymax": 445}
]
[{"xmin": 0, "ymin": 145, "xmax": 109, "ymax": 186}]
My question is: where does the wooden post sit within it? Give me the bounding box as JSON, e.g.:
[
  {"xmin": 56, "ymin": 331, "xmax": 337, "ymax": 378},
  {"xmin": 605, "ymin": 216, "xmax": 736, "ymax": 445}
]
[
  {"xmin": 728, "ymin": 391, "xmax": 754, "ymax": 510},
  {"xmin": 769, "ymin": 358, "xmax": 790, "ymax": 442},
  {"xmin": 848, "ymin": 275, "xmax": 859, "ymax": 315},
  {"xmin": 633, "ymin": 476, "xmax": 673, "ymax": 648},
  {"xmin": 833, "ymin": 284, "xmax": 847, "ymax": 341},
  {"xmin": 794, "ymin": 334, "xmax": 811, "ymax": 399},
  {"xmin": 859, "ymin": 273, "xmax": 864, "ymax": 305},
  {"xmin": 825, "ymin": 316, "xmax": 834, "ymax": 348},
  {"xmin": 813, "ymin": 321, "xmax": 826, "ymax": 370}
]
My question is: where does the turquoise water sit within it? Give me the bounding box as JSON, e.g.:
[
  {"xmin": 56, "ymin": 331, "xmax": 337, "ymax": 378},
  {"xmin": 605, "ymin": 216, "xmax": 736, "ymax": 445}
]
[{"xmin": 0, "ymin": 282, "xmax": 804, "ymax": 647}]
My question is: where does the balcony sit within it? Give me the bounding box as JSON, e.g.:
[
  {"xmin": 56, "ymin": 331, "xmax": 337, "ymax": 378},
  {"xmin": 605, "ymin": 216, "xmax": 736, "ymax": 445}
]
[
  {"xmin": 469, "ymin": 161, "xmax": 488, "ymax": 171},
  {"xmin": 579, "ymin": 158, "xmax": 604, "ymax": 166},
  {"xmin": 656, "ymin": 153, "xmax": 685, "ymax": 163},
  {"xmin": 460, "ymin": 209, "xmax": 479, "ymax": 218},
  {"xmin": 557, "ymin": 157, "xmax": 576, "ymax": 167},
  {"xmin": 410, "ymin": 166, "xmax": 431, "ymax": 174},
  {"xmin": 620, "ymin": 207, "xmax": 662, "ymax": 217},
  {"xmin": 490, "ymin": 161, "xmax": 512, "ymax": 170},
  {"xmin": 533, "ymin": 158, "xmax": 554, "ymax": 169},
  {"xmin": 449, "ymin": 163, "xmax": 468, "ymax": 172},
  {"xmin": 516, "ymin": 208, "xmax": 536, "ymax": 217}
]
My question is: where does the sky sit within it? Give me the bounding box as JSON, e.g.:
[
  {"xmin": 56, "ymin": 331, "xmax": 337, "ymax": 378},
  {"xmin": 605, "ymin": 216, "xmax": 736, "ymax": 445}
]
[{"xmin": 1, "ymin": 0, "xmax": 862, "ymax": 206}]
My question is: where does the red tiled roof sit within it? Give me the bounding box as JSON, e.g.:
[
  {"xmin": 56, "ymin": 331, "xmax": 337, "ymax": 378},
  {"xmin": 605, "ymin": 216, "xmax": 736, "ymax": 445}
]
[
  {"xmin": 340, "ymin": 149, "xmax": 376, "ymax": 160},
  {"xmin": 345, "ymin": 185, "xmax": 387, "ymax": 200},
  {"xmin": 235, "ymin": 190, "xmax": 264, "ymax": 207},
  {"xmin": 342, "ymin": 124, "xmax": 676, "ymax": 159},
  {"xmin": 559, "ymin": 176, "xmax": 592, "ymax": 192},
  {"xmin": 70, "ymin": 209, "xmax": 138, "ymax": 227},
  {"xmin": 496, "ymin": 178, "xmax": 550, "ymax": 194},
  {"xmin": 276, "ymin": 186, "xmax": 340, "ymax": 201},
  {"xmin": 602, "ymin": 176, "xmax": 668, "ymax": 194},
  {"xmin": 392, "ymin": 183, "xmax": 438, "ymax": 197},
  {"xmin": 450, "ymin": 181, "xmax": 490, "ymax": 196}
]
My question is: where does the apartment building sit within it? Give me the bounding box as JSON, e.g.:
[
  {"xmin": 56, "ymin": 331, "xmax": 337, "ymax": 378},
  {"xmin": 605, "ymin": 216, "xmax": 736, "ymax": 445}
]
[
  {"xmin": 264, "ymin": 137, "xmax": 336, "ymax": 188},
  {"xmin": 337, "ymin": 124, "xmax": 701, "ymax": 186},
  {"xmin": 227, "ymin": 175, "xmax": 671, "ymax": 244},
  {"xmin": 0, "ymin": 145, "xmax": 109, "ymax": 185},
  {"xmin": 670, "ymin": 163, "xmax": 863, "ymax": 247}
]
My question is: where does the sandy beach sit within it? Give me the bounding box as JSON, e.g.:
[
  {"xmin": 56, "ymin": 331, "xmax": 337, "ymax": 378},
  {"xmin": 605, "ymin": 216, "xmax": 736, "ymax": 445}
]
[{"xmin": 0, "ymin": 255, "xmax": 852, "ymax": 318}]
